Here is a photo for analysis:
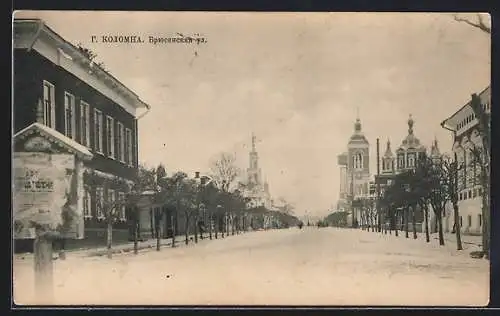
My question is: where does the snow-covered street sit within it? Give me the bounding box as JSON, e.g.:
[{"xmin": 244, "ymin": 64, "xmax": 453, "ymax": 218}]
[{"xmin": 13, "ymin": 227, "xmax": 489, "ymax": 306}]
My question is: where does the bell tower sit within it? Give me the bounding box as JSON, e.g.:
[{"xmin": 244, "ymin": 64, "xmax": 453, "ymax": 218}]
[
  {"xmin": 347, "ymin": 112, "xmax": 370, "ymax": 198},
  {"xmin": 247, "ymin": 133, "xmax": 262, "ymax": 187}
]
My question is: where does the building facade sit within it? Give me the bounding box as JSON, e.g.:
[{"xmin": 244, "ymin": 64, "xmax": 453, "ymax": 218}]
[
  {"xmin": 440, "ymin": 86, "xmax": 490, "ymax": 236},
  {"xmin": 375, "ymin": 115, "xmax": 436, "ymax": 232},
  {"xmin": 344, "ymin": 116, "xmax": 371, "ymax": 226},
  {"xmin": 243, "ymin": 134, "xmax": 272, "ymax": 209},
  {"xmin": 13, "ymin": 19, "xmax": 150, "ymax": 248},
  {"xmin": 336, "ymin": 152, "xmax": 349, "ymax": 212}
]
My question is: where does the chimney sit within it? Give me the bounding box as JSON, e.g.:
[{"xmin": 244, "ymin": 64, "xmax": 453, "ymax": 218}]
[{"xmin": 195, "ymin": 171, "xmax": 200, "ymax": 179}]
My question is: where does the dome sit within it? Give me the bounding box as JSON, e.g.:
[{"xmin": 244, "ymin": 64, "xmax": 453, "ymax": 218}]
[
  {"xmin": 384, "ymin": 139, "xmax": 394, "ymax": 157},
  {"xmin": 348, "ymin": 117, "xmax": 369, "ymax": 145},
  {"xmin": 399, "ymin": 114, "xmax": 424, "ymax": 150}
]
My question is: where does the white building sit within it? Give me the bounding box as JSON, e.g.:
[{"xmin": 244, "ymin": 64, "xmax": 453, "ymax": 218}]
[
  {"xmin": 341, "ymin": 115, "xmax": 371, "ymax": 227},
  {"xmin": 243, "ymin": 133, "xmax": 272, "ymax": 209},
  {"xmin": 440, "ymin": 86, "xmax": 490, "ymax": 235}
]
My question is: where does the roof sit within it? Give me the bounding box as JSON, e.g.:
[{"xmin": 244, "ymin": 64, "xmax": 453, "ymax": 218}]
[
  {"xmin": 14, "ymin": 123, "xmax": 93, "ymax": 160},
  {"xmin": 13, "ymin": 18, "xmax": 151, "ymax": 112},
  {"xmin": 441, "ymin": 86, "xmax": 491, "ymax": 131},
  {"xmin": 348, "ymin": 134, "xmax": 369, "ymax": 144}
]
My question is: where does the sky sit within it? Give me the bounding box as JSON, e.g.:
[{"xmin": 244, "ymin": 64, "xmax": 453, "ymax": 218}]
[{"xmin": 14, "ymin": 11, "xmax": 490, "ymax": 217}]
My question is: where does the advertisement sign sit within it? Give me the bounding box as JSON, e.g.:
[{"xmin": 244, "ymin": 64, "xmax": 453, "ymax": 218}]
[{"xmin": 13, "ymin": 152, "xmax": 83, "ymax": 239}]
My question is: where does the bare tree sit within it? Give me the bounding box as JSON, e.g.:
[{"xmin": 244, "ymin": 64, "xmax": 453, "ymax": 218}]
[
  {"xmin": 442, "ymin": 154, "xmax": 464, "ymax": 251},
  {"xmin": 277, "ymin": 197, "xmax": 295, "ymax": 215},
  {"xmin": 427, "ymin": 159, "xmax": 448, "ymax": 246},
  {"xmin": 209, "ymin": 152, "xmax": 241, "ymax": 192},
  {"xmin": 85, "ymin": 171, "xmax": 130, "ymax": 259},
  {"xmin": 453, "ymin": 13, "xmax": 491, "ymax": 34},
  {"xmin": 209, "ymin": 152, "xmax": 242, "ymax": 235},
  {"xmin": 414, "ymin": 155, "xmax": 435, "ymax": 243}
]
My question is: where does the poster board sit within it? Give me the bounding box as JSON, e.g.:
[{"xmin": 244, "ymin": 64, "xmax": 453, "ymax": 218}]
[{"xmin": 13, "ymin": 148, "xmax": 84, "ymax": 240}]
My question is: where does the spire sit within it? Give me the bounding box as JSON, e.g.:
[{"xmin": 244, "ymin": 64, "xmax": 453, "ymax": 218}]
[
  {"xmin": 251, "ymin": 132, "xmax": 256, "ymax": 152},
  {"xmin": 408, "ymin": 114, "xmax": 414, "ymax": 135},
  {"xmin": 431, "ymin": 137, "xmax": 440, "ymax": 157},
  {"xmin": 384, "ymin": 138, "xmax": 393, "ymax": 157}
]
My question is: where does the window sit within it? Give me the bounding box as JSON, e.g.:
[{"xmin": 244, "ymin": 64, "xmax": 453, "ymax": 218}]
[
  {"xmin": 468, "ymin": 190, "xmax": 472, "ymax": 199},
  {"xmin": 398, "ymin": 156, "xmax": 405, "ymax": 169},
  {"xmin": 79, "ymin": 101, "xmax": 91, "ymax": 147},
  {"xmin": 125, "ymin": 128, "xmax": 133, "ymax": 166},
  {"xmin": 108, "ymin": 189, "xmax": 115, "ymax": 215},
  {"xmin": 473, "ymin": 189, "xmax": 477, "ymax": 198},
  {"xmin": 83, "ymin": 186, "xmax": 91, "ymax": 219},
  {"xmin": 408, "ymin": 154, "xmax": 415, "ymax": 168},
  {"xmin": 460, "ymin": 216, "xmax": 463, "ymax": 227},
  {"xmin": 94, "ymin": 109, "xmax": 103, "ymax": 153},
  {"xmin": 42, "ymin": 81, "xmax": 56, "ymax": 128},
  {"xmin": 467, "ymin": 215, "xmax": 472, "ymax": 227},
  {"xmin": 106, "ymin": 116, "xmax": 115, "ymax": 158},
  {"xmin": 96, "ymin": 187, "xmax": 105, "ymax": 219},
  {"xmin": 118, "ymin": 192, "xmax": 126, "ymax": 221},
  {"xmin": 353, "ymin": 153, "xmax": 363, "ymax": 169},
  {"xmin": 117, "ymin": 122, "xmax": 125, "ymax": 162},
  {"xmin": 459, "ymin": 193, "xmax": 463, "ymax": 201},
  {"xmin": 64, "ymin": 92, "xmax": 76, "ymax": 140},
  {"xmin": 478, "ymin": 214, "xmax": 482, "ymax": 227}
]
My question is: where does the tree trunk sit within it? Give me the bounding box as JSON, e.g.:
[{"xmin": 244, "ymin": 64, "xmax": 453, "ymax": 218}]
[
  {"xmin": 437, "ymin": 210, "xmax": 445, "ymax": 246},
  {"xmin": 424, "ymin": 203, "xmax": 430, "ymax": 243},
  {"xmin": 185, "ymin": 215, "xmax": 190, "ymax": 245},
  {"xmin": 58, "ymin": 238, "xmax": 66, "ymax": 260},
  {"xmin": 171, "ymin": 214, "xmax": 176, "ymax": 248},
  {"xmin": 404, "ymin": 208, "xmax": 409, "ymax": 238},
  {"xmin": 215, "ymin": 214, "xmax": 219, "ymax": 239},
  {"xmin": 134, "ymin": 217, "xmax": 139, "ymax": 254},
  {"xmin": 412, "ymin": 205, "xmax": 417, "ymax": 239},
  {"xmin": 453, "ymin": 203, "xmax": 463, "ymax": 250},
  {"xmin": 221, "ymin": 214, "xmax": 225, "ymax": 238},
  {"xmin": 194, "ymin": 214, "xmax": 199, "ymax": 244},
  {"xmin": 34, "ymin": 233, "xmax": 54, "ymax": 304},
  {"xmin": 156, "ymin": 223, "xmax": 161, "ymax": 251},
  {"xmin": 394, "ymin": 216, "xmax": 398, "ymax": 236},
  {"xmin": 481, "ymin": 179, "xmax": 489, "ymax": 259},
  {"xmin": 107, "ymin": 219, "xmax": 113, "ymax": 259},
  {"xmin": 209, "ymin": 212, "xmax": 213, "ymax": 240}
]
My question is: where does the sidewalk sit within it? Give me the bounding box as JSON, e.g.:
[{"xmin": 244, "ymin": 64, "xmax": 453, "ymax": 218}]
[
  {"xmin": 14, "ymin": 230, "xmax": 250, "ymax": 261},
  {"xmin": 436, "ymin": 233, "xmax": 482, "ymax": 247}
]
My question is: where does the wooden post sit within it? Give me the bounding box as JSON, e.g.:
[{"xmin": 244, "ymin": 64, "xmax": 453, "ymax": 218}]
[
  {"xmin": 34, "ymin": 231, "xmax": 54, "ymax": 304},
  {"xmin": 134, "ymin": 216, "xmax": 139, "ymax": 255}
]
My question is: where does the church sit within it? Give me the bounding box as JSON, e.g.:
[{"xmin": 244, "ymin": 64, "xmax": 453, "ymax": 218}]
[
  {"xmin": 337, "ymin": 115, "xmax": 371, "ymax": 227},
  {"xmin": 242, "ymin": 134, "xmax": 272, "ymax": 210}
]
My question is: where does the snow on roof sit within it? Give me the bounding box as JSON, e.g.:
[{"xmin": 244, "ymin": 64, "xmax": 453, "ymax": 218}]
[{"xmin": 14, "ymin": 123, "xmax": 93, "ymax": 160}]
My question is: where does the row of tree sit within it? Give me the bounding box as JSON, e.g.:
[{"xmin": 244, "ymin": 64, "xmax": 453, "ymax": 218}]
[{"xmin": 87, "ymin": 152, "xmax": 299, "ymax": 259}]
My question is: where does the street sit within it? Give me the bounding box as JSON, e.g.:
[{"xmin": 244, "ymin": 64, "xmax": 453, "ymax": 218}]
[{"xmin": 13, "ymin": 227, "xmax": 489, "ymax": 306}]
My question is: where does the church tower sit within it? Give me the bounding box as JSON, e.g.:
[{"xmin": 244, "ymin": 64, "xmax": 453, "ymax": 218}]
[
  {"xmin": 247, "ymin": 133, "xmax": 262, "ymax": 188},
  {"xmin": 382, "ymin": 139, "xmax": 395, "ymax": 175},
  {"xmin": 347, "ymin": 114, "xmax": 370, "ymax": 198},
  {"xmin": 430, "ymin": 137, "xmax": 441, "ymax": 163}
]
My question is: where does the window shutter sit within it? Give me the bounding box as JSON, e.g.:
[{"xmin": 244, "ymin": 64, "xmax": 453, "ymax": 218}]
[{"xmin": 36, "ymin": 98, "xmax": 44, "ymax": 123}]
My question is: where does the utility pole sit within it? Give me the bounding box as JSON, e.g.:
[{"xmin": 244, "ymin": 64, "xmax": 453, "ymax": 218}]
[
  {"xmin": 350, "ymin": 167, "xmax": 355, "ymax": 228},
  {"xmin": 376, "ymin": 138, "xmax": 381, "ymax": 233}
]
